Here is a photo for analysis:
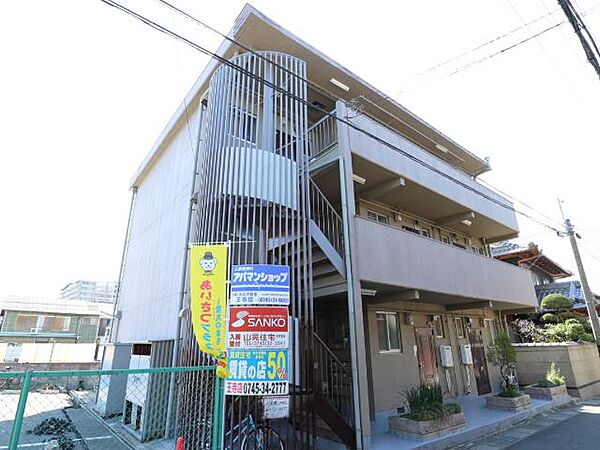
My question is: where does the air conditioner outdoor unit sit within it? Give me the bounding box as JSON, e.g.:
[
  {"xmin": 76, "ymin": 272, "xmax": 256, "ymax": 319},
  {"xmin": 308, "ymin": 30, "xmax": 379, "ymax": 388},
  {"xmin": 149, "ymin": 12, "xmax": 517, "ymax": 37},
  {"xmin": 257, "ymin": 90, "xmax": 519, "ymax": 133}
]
[{"xmin": 30, "ymin": 327, "xmax": 41, "ymax": 333}]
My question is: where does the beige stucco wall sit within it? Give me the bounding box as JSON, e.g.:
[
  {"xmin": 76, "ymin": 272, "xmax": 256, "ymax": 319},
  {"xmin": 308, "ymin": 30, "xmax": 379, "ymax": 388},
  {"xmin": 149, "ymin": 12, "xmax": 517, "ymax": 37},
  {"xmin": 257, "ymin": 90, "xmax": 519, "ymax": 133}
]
[
  {"xmin": 366, "ymin": 304, "xmax": 502, "ymax": 412},
  {"xmin": 514, "ymin": 343, "xmax": 600, "ymax": 400}
]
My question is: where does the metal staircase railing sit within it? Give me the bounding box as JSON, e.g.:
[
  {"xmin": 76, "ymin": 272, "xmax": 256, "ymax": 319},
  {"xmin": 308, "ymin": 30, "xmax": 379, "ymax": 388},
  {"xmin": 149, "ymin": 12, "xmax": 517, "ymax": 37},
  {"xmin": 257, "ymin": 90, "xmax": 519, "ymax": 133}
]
[
  {"xmin": 308, "ymin": 112, "xmax": 337, "ymax": 159},
  {"xmin": 309, "ymin": 179, "xmax": 344, "ymax": 257},
  {"xmin": 313, "ymin": 331, "xmax": 354, "ymax": 427}
]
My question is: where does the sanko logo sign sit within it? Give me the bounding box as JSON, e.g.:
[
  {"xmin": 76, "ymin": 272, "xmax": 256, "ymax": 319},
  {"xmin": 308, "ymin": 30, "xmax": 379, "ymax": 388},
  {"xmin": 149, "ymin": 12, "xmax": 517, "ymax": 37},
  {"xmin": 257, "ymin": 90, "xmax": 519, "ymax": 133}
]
[{"xmin": 228, "ymin": 307, "xmax": 289, "ymax": 333}]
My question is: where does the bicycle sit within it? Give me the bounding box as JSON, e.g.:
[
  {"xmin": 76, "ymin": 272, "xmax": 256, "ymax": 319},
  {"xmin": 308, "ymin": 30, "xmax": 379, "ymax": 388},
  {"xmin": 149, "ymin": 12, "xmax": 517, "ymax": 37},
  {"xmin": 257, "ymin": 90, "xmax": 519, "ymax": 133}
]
[{"xmin": 224, "ymin": 397, "xmax": 284, "ymax": 450}]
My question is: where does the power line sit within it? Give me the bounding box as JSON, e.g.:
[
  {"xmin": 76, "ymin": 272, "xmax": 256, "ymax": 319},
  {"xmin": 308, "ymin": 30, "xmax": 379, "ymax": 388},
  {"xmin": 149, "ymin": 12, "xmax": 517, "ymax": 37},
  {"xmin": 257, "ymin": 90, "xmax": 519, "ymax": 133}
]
[
  {"xmin": 98, "ymin": 0, "xmax": 565, "ymax": 235},
  {"xmin": 158, "ymin": 0, "xmax": 573, "ymax": 234},
  {"xmin": 398, "ymin": 7, "xmax": 561, "ymax": 88},
  {"xmin": 399, "ymin": 3, "xmax": 600, "ymax": 90},
  {"xmin": 504, "ymin": 0, "xmax": 586, "ymax": 103}
]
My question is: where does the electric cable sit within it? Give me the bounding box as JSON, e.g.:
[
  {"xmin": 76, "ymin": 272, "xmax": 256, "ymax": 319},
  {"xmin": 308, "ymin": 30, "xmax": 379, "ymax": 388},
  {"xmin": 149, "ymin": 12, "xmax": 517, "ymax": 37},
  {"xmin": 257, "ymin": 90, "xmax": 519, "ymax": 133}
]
[
  {"xmin": 153, "ymin": 0, "xmax": 571, "ymax": 233},
  {"xmin": 98, "ymin": 0, "xmax": 566, "ymax": 235}
]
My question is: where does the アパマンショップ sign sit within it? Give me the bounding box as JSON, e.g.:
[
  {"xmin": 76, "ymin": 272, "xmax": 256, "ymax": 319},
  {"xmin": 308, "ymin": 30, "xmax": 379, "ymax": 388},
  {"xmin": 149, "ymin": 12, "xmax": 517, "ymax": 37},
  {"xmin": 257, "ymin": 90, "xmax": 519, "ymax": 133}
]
[
  {"xmin": 230, "ymin": 265, "xmax": 290, "ymax": 305},
  {"xmin": 227, "ymin": 306, "xmax": 289, "ymax": 349}
]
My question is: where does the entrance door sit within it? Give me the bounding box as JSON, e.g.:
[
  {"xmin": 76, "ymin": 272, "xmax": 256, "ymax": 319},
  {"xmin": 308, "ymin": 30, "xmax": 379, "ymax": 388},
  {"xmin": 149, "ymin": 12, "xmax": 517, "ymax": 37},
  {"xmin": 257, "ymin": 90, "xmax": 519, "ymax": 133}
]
[
  {"xmin": 467, "ymin": 327, "xmax": 491, "ymax": 395},
  {"xmin": 415, "ymin": 327, "xmax": 438, "ymax": 384}
]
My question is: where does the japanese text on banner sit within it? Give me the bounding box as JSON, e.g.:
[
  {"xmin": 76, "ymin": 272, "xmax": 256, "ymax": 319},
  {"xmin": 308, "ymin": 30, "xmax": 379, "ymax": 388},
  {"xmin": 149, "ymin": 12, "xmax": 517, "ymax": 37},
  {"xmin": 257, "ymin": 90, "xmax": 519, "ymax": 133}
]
[{"xmin": 190, "ymin": 244, "xmax": 228, "ymax": 377}]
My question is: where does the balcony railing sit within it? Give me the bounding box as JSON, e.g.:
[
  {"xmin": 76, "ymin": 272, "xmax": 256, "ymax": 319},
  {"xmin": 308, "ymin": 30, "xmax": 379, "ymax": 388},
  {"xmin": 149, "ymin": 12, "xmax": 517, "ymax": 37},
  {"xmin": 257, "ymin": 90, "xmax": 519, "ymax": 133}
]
[{"xmin": 307, "ymin": 112, "xmax": 337, "ymax": 159}]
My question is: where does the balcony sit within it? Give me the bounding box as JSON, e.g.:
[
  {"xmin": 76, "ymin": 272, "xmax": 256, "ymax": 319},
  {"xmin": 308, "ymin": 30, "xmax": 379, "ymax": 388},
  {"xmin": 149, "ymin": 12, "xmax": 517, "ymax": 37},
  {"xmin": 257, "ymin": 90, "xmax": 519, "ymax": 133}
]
[{"xmin": 354, "ymin": 216, "xmax": 538, "ymax": 309}]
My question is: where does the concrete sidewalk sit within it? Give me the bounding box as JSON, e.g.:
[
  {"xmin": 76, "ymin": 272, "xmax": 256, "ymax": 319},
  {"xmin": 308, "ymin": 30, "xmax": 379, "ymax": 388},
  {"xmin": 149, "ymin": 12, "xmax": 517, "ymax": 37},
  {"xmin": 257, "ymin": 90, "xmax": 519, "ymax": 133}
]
[{"xmin": 455, "ymin": 398, "xmax": 600, "ymax": 449}]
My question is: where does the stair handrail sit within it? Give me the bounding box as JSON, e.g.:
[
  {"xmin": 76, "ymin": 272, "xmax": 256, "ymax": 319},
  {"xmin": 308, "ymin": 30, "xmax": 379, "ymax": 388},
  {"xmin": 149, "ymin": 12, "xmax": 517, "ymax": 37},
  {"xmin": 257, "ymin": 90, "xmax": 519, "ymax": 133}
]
[
  {"xmin": 309, "ymin": 179, "xmax": 344, "ymax": 256},
  {"xmin": 308, "ymin": 111, "xmax": 337, "ymax": 159},
  {"xmin": 313, "ymin": 332, "xmax": 350, "ymax": 372},
  {"xmin": 313, "ymin": 331, "xmax": 354, "ymax": 426}
]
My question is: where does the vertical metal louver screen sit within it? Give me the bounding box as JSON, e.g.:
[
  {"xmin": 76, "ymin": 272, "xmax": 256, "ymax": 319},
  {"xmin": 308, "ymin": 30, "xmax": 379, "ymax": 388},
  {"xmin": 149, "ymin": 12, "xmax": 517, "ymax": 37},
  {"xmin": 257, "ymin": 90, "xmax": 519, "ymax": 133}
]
[{"xmin": 178, "ymin": 51, "xmax": 315, "ymax": 450}]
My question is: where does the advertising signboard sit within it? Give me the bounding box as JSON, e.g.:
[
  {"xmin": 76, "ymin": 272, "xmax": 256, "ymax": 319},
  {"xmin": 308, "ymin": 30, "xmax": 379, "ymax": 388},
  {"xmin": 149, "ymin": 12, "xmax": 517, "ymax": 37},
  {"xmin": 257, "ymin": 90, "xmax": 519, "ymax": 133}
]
[
  {"xmin": 262, "ymin": 396, "xmax": 290, "ymax": 419},
  {"xmin": 227, "ymin": 306, "xmax": 289, "ymax": 349},
  {"xmin": 230, "ymin": 265, "xmax": 290, "ymax": 306},
  {"xmin": 189, "ymin": 244, "xmax": 228, "ymax": 377},
  {"xmin": 225, "ymin": 349, "xmax": 289, "ymax": 396}
]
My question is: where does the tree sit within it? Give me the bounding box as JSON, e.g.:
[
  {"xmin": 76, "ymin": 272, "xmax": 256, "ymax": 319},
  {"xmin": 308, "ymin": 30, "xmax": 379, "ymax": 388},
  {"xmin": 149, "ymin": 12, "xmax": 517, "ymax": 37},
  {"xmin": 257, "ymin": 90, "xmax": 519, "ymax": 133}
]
[
  {"xmin": 540, "ymin": 294, "xmax": 574, "ymax": 311},
  {"xmin": 487, "ymin": 332, "xmax": 518, "ymax": 394}
]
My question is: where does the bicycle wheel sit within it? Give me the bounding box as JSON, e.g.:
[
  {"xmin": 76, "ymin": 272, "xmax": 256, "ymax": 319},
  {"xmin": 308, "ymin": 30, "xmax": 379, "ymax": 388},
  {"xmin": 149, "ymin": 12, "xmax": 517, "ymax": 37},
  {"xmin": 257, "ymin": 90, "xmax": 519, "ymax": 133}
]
[{"xmin": 241, "ymin": 425, "xmax": 284, "ymax": 450}]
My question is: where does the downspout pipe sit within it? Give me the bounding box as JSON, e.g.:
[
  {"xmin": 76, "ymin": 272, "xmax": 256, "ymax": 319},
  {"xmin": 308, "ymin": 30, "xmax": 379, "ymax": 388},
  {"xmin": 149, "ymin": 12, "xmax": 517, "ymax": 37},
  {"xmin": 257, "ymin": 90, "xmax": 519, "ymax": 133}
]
[
  {"xmin": 165, "ymin": 98, "xmax": 207, "ymax": 438},
  {"xmin": 339, "ymin": 157, "xmax": 363, "ymax": 450},
  {"xmin": 109, "ymin": 185, "xmax": 138, "ymax": 343}
]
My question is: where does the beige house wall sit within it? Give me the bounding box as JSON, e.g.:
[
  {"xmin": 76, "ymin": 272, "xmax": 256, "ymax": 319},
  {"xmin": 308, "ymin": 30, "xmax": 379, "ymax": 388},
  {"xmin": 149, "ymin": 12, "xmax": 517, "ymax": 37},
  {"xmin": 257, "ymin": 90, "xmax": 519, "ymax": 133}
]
[{"xmin": 365, "ymin": 303, "xmax": 503, "ymax": 413}]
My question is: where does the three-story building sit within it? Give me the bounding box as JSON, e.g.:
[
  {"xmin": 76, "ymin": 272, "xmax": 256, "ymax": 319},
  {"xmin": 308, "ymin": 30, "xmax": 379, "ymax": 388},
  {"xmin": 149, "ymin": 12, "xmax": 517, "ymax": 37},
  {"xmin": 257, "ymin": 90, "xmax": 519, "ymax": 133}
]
[{"xmin": 106, "ymin": 5, "xmax": 538, "ymax": 449}]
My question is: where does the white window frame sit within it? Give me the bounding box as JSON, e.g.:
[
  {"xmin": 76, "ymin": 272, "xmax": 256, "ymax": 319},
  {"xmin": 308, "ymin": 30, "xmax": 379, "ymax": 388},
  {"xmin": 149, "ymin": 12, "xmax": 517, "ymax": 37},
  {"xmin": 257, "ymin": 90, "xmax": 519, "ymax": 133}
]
[
  {"xmin": 367, "ymin": 210, "xmax": 389, "ymax": 225},
  {"xmin": 455, "ymin": 317, "xmax": 465, "ymax": 339},
  {"xmin": 376, "ymin": 311, "xmax": 402, "ymax": 353},
  {"xmin": 433, "ymin": 315, "xmax": 445, "ymax": 338}
]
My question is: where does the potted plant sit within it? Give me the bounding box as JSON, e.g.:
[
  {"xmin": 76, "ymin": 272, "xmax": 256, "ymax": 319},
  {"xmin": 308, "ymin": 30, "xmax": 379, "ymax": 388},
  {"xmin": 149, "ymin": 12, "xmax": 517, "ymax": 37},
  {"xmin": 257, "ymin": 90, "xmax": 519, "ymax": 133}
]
[
  {"xmin": 485, "ymin": 333, "xmax": 531, "ymax": 411},
  {"xmin": 389, "ymin": 383, "xmax": 464, "ymax": 440},
  {"xmin": 524, "ymin": 363, "xmax": 568, "ymax": 400}
]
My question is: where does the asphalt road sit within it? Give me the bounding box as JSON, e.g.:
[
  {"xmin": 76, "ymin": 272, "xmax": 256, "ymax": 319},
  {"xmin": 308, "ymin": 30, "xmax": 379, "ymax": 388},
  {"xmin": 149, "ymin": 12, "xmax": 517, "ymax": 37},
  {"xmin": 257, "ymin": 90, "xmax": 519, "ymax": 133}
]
[{"xmin": 508, "ymin": 402, "xmax": 600, "ymax": 450}]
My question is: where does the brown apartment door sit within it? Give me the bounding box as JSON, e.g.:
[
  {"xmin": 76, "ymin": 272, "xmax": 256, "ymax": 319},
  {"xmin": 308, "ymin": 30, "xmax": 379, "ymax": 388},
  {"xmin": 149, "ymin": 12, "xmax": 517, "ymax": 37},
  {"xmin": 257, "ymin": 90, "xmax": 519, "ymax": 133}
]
[
  {"xmin": 415, "ymin": 327, "xmax": 438, "ymax": 384},
  {"xmin": 467, "ymin": 327, "xmax": 491, "ymax": 395}
]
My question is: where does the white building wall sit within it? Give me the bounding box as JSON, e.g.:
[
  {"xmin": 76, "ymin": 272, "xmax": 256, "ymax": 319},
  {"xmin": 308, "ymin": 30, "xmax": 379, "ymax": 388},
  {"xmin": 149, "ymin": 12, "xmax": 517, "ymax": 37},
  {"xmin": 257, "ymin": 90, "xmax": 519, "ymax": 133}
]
[{"xmin": 116, "ymin": 104, "xmax": 201, "ymax": 343}]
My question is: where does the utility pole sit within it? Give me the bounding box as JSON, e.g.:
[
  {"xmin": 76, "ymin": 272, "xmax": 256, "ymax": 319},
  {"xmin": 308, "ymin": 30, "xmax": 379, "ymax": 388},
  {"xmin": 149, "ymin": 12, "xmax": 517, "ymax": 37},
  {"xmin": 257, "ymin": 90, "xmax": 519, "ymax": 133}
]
[
  {"xmin": 556, "ymin": 0, "xmax": 600, "ymax": 79},
  {"xmin": 558, "ymin": 199, "xmax": 600, "ymax": 344}
]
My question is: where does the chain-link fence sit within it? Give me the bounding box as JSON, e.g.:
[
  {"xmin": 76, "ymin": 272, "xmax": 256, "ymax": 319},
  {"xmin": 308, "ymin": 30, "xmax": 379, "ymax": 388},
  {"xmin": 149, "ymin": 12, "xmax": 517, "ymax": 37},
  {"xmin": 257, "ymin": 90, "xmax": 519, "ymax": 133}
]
[{"xmin": 0, "ymin": 366, "xmax": 220, "ymax": 450}]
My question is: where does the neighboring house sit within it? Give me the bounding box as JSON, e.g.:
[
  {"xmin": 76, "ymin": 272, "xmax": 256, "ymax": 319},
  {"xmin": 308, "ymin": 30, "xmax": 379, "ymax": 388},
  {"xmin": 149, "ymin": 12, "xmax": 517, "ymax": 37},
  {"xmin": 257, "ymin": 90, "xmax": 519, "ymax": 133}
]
[
  {"xmin": 104, "ymin": 5, "xmax": 538, "ymax": 448},
  {"xmin": 535, "ymin": 280, "xmax": 600, "ymax": 312},
  {"xmin": 493, "ymin": 241, "xmax": 572, "ymax": 288},
  {"xmin": 60, "ymin": 280, "xmax": 118, "ymax": 304},
  {"xmin": 0, "ymin": 295, "xmax": 112, "ymax": 344}
]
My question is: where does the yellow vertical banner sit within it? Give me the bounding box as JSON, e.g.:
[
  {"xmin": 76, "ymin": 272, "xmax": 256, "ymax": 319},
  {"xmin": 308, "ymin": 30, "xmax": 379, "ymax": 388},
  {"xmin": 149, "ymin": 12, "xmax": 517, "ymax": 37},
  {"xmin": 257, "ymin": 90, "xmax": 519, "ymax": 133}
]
[{"xmin": 190, "ymin": 244, "xmax": 229, "ymax": 378}]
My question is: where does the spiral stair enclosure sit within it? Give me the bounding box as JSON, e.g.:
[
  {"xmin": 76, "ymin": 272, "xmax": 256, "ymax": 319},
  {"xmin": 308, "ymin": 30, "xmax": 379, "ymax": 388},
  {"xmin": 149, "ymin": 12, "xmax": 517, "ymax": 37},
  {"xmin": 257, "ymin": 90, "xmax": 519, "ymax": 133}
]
[{"xmin": 178, "ymin": 51, "xmax": 316, "ymax": 449}]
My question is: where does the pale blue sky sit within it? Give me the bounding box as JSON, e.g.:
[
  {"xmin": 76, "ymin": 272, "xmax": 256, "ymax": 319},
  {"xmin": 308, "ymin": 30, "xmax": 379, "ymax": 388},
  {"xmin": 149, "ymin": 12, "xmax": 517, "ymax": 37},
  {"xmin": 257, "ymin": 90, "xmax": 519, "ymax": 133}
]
[{"xmin": 1, "ymin": 0, "xmax": 599, "ymax": 297}]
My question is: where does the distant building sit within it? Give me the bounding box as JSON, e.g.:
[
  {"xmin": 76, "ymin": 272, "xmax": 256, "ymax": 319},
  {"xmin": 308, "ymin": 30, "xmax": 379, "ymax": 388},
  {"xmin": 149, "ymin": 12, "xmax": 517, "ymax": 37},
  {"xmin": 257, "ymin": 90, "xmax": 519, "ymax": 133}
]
[
  {"xmin": 0, "ymin": 295, "xmax": 113, "ymax": 344},
  {"xmin": 60, "ymin": 280, "xmax": 117, "ymax": 304},
  {"xmin": 0, "ymin": 295, "xmax": 114, "ymax": 365}
]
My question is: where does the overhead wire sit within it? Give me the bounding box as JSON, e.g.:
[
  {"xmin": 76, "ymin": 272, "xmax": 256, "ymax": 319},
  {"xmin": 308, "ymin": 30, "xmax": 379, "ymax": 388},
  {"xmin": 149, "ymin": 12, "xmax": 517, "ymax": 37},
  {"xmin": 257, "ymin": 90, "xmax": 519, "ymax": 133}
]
[
  {"xmin": 397, "ymin": 7, "xmax": 560, "ymax": 88},
  {"xmin": 504, "ymin": 0, "xmax": 586, "ymax": 103},
  {"xmin": 98, "ymin": 0, "xmax": 566, "ymax": 236},
  {"xmin": 154, "ymin": 0, "xmax": 572, "ymax": 236}
]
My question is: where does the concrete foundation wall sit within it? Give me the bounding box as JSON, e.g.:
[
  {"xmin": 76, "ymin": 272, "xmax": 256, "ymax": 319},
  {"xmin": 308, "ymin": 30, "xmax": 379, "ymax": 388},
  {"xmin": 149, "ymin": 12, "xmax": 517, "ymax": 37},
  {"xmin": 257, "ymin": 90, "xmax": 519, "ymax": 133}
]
[
  {"xmin": 514, "ymin": 343, "xmax": 600, "ymax": 400},
  {"xmin": 0, "ymin": 343, "xmax": 98, "ymax": 363}
]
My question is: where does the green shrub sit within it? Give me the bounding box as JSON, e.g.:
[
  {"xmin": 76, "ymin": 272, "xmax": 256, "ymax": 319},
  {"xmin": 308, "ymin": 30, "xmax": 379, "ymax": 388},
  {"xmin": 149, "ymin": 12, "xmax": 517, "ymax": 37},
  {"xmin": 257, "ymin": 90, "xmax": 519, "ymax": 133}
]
[
  {"xmin": 557, "ymin": 312, "xmax": 579, "ymax": 322},
  {"xmin": 402, "ymin": 383, "xmax": 461, "ymax": 421},
  {"xmin": 540, "ymin": 313, "xmax": 558, "ymax": 323},
  {"xmin": 543, "ymin": 321, "xmax": 594, "ymax": 343},
  {"xmin": 541, "ymin": 294, "xmax": 574, "ymax": 311},
  {"xmin": 537, "ymin": 363, "xmax": 566, "ymax": 387},
  {"xmin": 487, "ymin": 333, "xmax": 519, "ymax": 394},
  {"xmin": 497, "ymin": 384, "xmax": 521, "ymax": 397},
  {"xmin": 564, "ymin": 318, "xmax": 581, "ymax": 326}
]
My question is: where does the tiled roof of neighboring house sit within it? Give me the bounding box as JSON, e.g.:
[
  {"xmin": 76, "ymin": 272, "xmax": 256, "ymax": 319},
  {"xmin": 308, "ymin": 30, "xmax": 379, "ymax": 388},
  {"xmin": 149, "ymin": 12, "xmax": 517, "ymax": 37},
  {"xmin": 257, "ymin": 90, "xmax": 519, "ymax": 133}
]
[
  {"xmin": 535, "ymin": 281, "xmax": 600, "ymax": 309},
  {"xmin": 0, "ymin": 295, "xmax": 113, "ymax": 318},
  {"xmin": 492, "ymin": 242, "xmax": 572, "ymax": 279}
]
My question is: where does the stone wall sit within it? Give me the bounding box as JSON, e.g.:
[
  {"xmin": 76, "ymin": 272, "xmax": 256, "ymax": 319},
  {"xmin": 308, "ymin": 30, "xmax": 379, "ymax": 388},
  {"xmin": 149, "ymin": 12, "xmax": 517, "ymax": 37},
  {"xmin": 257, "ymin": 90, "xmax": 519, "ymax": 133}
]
[{"xmin": 513, "ymin": 343, "xmax": 600, "ymax": 400}]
